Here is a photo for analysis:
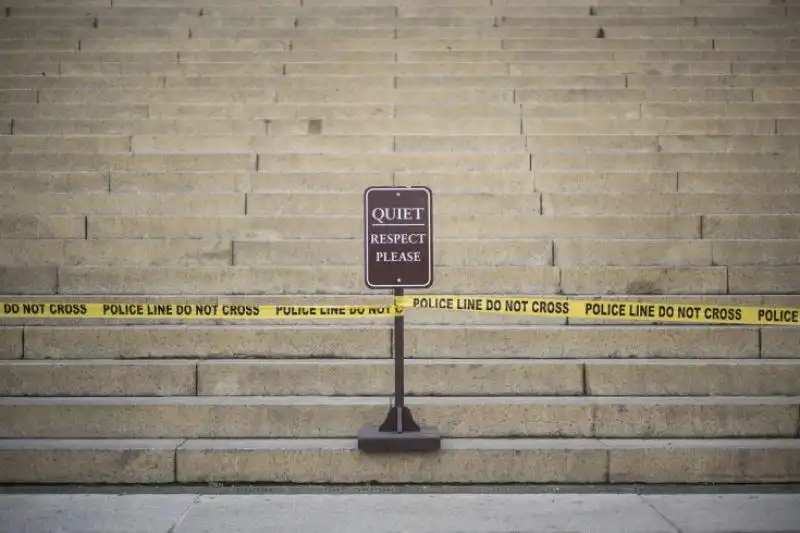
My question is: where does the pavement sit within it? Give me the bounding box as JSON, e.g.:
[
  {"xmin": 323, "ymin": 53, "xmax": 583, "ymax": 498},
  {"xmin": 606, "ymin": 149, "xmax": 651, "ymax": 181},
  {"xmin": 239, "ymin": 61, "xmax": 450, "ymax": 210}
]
[{"xmin": 0, "ymin": 486, "xmax": 799, "ymax": 533}]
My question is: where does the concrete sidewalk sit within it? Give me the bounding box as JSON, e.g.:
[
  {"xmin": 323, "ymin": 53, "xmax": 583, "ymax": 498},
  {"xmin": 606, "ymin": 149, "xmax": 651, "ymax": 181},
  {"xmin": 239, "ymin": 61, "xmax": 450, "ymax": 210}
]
[{"xmin": 0, "ymin": 488, "xmax": 799, "ymax": 533}]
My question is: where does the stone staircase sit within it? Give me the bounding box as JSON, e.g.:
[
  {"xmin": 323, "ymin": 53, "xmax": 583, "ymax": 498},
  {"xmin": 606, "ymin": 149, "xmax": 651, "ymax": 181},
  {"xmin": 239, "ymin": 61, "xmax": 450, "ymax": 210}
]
[{"xmin": 1, "ymin": 0, "xmax": 800, "ymax": 484}]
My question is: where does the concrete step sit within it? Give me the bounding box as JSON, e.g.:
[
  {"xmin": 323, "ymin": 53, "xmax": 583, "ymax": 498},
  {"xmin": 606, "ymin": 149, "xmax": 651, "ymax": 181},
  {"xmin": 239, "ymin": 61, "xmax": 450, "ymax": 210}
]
[
  {"xmin": 0, "ymin": 153, "xmax": 256, "ymax": 172},
  {"xmin": 15, "ymin": 236, "xmax": 797, "ymax": 271},
  {"xmin": 677, "ymin": 172, "xmax": 800, "ymax": 193},
  {"xmin": 533, "ymin": 171, "xmax": 677, "ymax": 193},
  {"xmin": 396, "ymin": 50, "xmax": 800, "ymax": 62},
  {"xmin": 148, "ymin": 103, "xmax": 394, "ymax": 119},
  {"xmin": 0, "ymin": 135, "xmax": 132, "ymax": 153},
  {"xmin": 0, "ymin": 237, "xmax": 550, "ymax": 267},
  {"xmin": 0, "ymin": 192, "xmax": 524, "ymax": 216},
  {"xmin": 0, "ymin": 360, "xmax": 197, "ymax": 396},
  {"xmin": 542, "ymin": 193, "xmax": 800, "ymax": 215},
  {"xmin": 13, "ymin": 119, "xmax": 271, "ymax": 136},
  {"xmin": 531, "ymin": 153, "xmax": 800, "ymax": 172},
  {"xmin": 0, "ymin": 214, "xmax": 86, "ymax": 239},
  {"xmin": 1, "ymin": 438, "xmax": 797, "ymax": 484},
  {"xmin": 6, "ymin": 191, "xmax": 794, "ymax": 217},
  {"xmin": 642, "ymin": 103, "xmax": 800, "ymax": 118},
  {"xmin": 0, "ymin": 396, "xmax": 796, "ymax": 438},
  {"xmin": 37, "ymin": 87, "xmax": 516, "ymax": 104},
  {"xmin": 628, "ymin": 74, "xmax": 800, "ymax": 88},
  {"xmin": 0, "ymin": 239, "xmax": 235, "ymax": 267},
  {"xmin": 523, "ymin": 119, "xmax": 777, "ymax": 134},
  {"xmin": 80, "ymin": 214, "xmax": 704, "ymax": 239},
  {"xmin": 516, "ymin": 88, "xmax": 753, "ymax": 102},
  {"xmin": 704, "ymin": 214, "xmax": 800, "ymax": 239},
  {"xmin": 111, "ymin": 171, "xmax": 390, "ymax": 193},
  {"xmin": 556, "ymin": 238, "xmax": 800, "ymax": 266},
  {"xmin": 0, "ymin": 172, "xmax": 109, "ymax": 194},
  {"xmin": 11, "ymin": 324, "xmax": 767, "ymax": 359},
  {"xmin": 2, "ymin": 265, "xmax": 565, "ymax": 295},
  {"xmin": 193, "ymin": 359, "xmax": 800, "ymax": 397}
]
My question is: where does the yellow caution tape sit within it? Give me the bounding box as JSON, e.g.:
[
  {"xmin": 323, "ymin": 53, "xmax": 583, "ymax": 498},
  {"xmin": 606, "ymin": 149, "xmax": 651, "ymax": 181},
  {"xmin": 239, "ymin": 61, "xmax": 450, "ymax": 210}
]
[
  {"xmin": 0, "ymin": 302, "xmax": 403, "ymax": 319},
  {"xmin": 400, "ymin": 295, "xmax": 800, "ymax": 326},
  {"xmin": 1, "ymin": 297, "xmax": 799, "ymax": 326}
]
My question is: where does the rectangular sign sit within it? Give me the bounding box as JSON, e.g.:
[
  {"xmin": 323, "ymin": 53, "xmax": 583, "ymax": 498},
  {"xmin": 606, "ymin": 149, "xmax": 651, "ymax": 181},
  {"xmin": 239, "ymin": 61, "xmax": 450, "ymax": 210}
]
[{"xmin": 364, "ymin": 186, "xmax": 433, "ymax": 289}]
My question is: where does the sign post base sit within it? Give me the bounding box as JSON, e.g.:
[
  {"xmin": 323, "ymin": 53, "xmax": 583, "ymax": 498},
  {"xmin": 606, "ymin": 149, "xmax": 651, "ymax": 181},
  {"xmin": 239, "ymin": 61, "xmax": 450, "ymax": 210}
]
[{"xmin": 357, "ymin": 423, "xmax": 441, "ymax": 454}]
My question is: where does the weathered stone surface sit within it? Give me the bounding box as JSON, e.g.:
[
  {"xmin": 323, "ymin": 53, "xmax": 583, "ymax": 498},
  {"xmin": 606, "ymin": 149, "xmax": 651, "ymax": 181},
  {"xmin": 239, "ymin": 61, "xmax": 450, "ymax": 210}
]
[
  {"xmin": 0, "ymin": 397, "xmax": 593, "ymax": 438},
  {"xmin": 0, "ymin": 439, "xmax": 180, "ymax": 483},
  {"xmin": 197, "ymin": 360, "xmax": 583, "ymax": 396},
  {"xmin": 561, "ymin": 267, "xmax": 727, "ymax": 295},
  {"xmin": 0, "ymin": 329, "xmax": 23, "ymax": 360},
  {"xmin": 729, "ymin": 267, "xmax": 800, "ymax": 294},
  {"xmin": 761, "ymin": 329, "xmax": 800, "ymax": 359},
  {"xmin": 593, "ymin": 397, "xmax": 799, "ymax": 438},
  {"xmin": 608, "ymin": 439, "xmax": 800, "ymax": 483},
  {"xmin": 712, "ymin": 240, "xmax": 800, "ymax": 266},
  {"xmin": 0, "ymin": 267, "xmax": 58, "ymax": 294},
  {"xmin": 177, "ymin": 439, "xmax": 607, "ymax": 483},
  {"xmin": 23, "ymin": 326, "xmax": 390, "ymax": 359},
  {"xmin": 0, "ymin": 215, "xmax": 85, "ymax": 239},
  {"xmin": 0, "ymin": 361, "xmax": 197, "ymax": 396},
  {"xmin": 555, "ymin": 240, "xmax": 711, "ymax": 267},
  {"xmin": 404, "ymin": 326, "xmax": 759, "ymax": 359},
  {"xmin": 586, "ymin": 361, "xmax": 800, "ymax": 396},
  {"xmin": 704, "ymin": 215, "xmax": 800, "ymax": 239}
]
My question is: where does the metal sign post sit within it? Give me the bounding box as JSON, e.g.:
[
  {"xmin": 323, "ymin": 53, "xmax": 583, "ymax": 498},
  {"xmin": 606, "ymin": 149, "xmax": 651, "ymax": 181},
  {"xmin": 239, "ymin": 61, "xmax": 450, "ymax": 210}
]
[{"xmin": 358, "ymin": 186, "xmax": 441, "ymax": 453}]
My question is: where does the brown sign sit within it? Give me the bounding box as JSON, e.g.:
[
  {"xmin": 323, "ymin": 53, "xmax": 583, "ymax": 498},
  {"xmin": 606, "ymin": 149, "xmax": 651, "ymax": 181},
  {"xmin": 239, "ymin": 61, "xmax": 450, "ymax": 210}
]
[{"xmin": 364, "ymin": 186, "xmax": 433, "ymax": 289}]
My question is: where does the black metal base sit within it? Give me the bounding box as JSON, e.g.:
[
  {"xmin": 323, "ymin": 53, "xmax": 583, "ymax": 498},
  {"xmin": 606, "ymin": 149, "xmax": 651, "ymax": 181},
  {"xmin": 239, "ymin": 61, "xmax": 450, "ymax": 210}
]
[{"xmin": 357, "ymin": 426, "xmax": 442, "ymax": 453}]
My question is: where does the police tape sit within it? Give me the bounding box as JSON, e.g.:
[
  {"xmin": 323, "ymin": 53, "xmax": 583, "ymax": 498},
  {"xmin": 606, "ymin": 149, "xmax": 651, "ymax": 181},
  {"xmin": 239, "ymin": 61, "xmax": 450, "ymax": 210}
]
[
  {"xmin": 400, "ymin": 295, "xmax": 800, "ymax": 326},
  {"xmin": 0, "ymin": 302, "xmax": 403, "ymax": 319},
  {"xmin": 1, "ymin": 297, "xmax": 799, "ymax": 326}
]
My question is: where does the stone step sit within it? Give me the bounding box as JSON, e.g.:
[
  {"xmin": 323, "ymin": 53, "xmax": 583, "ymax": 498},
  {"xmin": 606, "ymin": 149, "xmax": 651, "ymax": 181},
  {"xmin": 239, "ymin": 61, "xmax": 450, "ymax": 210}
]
[
  {"xmin": 558, "ymin": 238, "xmax": 800, "ymax": 266},
  {"xmin": 36, "ymin": 87, "xmax": 516, "ymax": 104},
  {"xmin": 0, "ymin": 39, "xmax": 78, "ymax": 51},
  {"xmin": 10, "ymin": 324, "xmax": 768, "ymax": 359},
  {"xmin": 5, "ymin": 191, "xmax": 795, "ymax": 217},
  {"xmin": 531, "ymin": 153, "xmax": 800, "ymax": 172},
  {"xmin": 0, "ymin": 396, "xmax": 796, "ymax": 438},
  {"xmin": 542, "ymin": 193, "xmax": 800, "ymax": 215},
  {"xmin": 0, "ymin": 76, "xmax": 168, "ymax": 90},
  {"xmin": 148, "ymin": 103, "xmax": 395, "ymax": 119},
  {"xmin": 0, "ymin": 135, "xmax": 132, "ymax": 153},
  {"xmin": 396, "ymin": 50, "xmax": 800, "ymax": 62},
  {"xmin": 79, "ymin": 37, "xmax": 287, "ymax": 52},
  {"xmin": 194, "ymin": 360, "xmax": 800, "ymax": 396},
  {"xmin": 0, "ymin": 239, "xmax": 236, "ymax": 267},
  {"xmin": 517, "ymin": 88, "xmax": 753, "ymax": 102},
  {"xmin": 395, "ymin": 74, "xmax": 627, "ymax": 88},
  {"xmin": 1, "ymin": 438, "xmax": 798, "ymax": 484},
  {"xmin": 642, "ymin": 103, "xmax": 800, "ymax": 118},
  {"xmin": 704, "ymin": 214, "xmax": 800, "ymax": 239},
  {"xmin": 13, "ymin": 119, "xmax": 271, "ymax": 136},
  {"xmin": 0, "ymin": 265, "xmax": 563, "ymax": 295},
  {"xmin": 0, "ymin": 237, "xmax": 553, "ymax": 267},
  {"xmin": 0, "ymin": 360, "xmax": 197, "ymax": 396},
  {"xmin": 757, "ymin": 89, "xmax": 800, "ymax": 101},
  {"xmin": 0, "ymin": 172, "xmax": 111, "ymax": 193},
  {"xmin": 0, "ymin": 215, "xmax": 86, "ymax": 239},
  {"xmin": 524, "ymin": 119, "xmax": 776, "ymax": 134},
  {"xmin": 79, "ymin": 214, "xmax": 704, "ymax": 239},
  {"xmin": 677, "ymin": 172, "xmax": 800, "ymax": 193},
  {"xmin": 0, "ymin": 153, "xmax": 256, "ymax": 172},
  {"xmin": 0, "ymin": 192, "xmax": 542, "ymax": 216}
]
